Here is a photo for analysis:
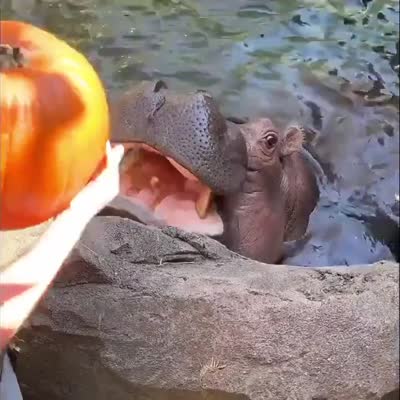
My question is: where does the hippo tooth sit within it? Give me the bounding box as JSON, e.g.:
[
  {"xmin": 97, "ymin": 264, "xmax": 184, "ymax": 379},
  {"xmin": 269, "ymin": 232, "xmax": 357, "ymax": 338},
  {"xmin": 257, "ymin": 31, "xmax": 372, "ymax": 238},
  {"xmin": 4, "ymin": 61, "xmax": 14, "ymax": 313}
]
[
  {"xmin": 196, "ymin": 187, "xmax": 213, "ymax": 219},
  {"xmin": 150, "ymin": 176, "xmax": 159, "ymax": 189}
]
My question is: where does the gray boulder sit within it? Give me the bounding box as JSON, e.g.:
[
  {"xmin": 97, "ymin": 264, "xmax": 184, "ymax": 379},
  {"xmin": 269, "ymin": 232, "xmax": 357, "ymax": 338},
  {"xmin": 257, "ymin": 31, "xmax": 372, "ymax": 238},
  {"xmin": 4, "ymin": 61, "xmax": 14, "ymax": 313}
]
[{"xmin": 14, "ymin": 216, "xmax": 399, "ymax": 400}]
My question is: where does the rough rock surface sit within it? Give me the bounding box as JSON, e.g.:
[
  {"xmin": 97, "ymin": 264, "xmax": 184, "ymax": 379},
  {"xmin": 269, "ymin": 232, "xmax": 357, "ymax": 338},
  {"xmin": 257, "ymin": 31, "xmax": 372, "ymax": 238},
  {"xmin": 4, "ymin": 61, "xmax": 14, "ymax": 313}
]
[{"xmin": 14, "ymin": 216, "xmax": 399, "ymax": 400}]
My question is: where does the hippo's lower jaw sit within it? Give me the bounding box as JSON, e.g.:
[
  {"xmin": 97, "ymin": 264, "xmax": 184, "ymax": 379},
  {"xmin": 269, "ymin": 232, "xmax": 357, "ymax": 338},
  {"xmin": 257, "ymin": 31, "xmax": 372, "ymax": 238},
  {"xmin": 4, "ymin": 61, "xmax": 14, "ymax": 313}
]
[{"xmin": 117, "ymin": 142, "xmax": 224, "ymax": 236}]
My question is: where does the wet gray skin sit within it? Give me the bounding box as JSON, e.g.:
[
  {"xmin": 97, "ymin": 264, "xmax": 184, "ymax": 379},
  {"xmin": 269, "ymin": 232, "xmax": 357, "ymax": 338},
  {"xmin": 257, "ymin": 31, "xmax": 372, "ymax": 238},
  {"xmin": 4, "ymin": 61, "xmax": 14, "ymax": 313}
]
[
  {"xmin": 110, "ymin": 80, "xmax": 248, "ymax": 195},
  {"xmin": 110, "ymin": 82, "xmax": 320, "ymax": 264}
]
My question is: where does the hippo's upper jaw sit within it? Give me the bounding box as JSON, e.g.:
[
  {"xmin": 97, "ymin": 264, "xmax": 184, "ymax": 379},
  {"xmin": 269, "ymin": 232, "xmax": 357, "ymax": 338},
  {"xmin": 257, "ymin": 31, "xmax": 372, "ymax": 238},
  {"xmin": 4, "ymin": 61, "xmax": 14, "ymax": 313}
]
[{"xmin": 110, "ymin": 80, "xmax": 248, "ymax": 236}]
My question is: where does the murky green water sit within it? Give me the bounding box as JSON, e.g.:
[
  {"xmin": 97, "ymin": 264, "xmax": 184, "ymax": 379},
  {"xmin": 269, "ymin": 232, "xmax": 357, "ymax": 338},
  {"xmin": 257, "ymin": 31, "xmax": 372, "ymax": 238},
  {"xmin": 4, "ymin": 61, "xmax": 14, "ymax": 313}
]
[{"xmin": 2, "ymin": 0, "xmax": 399, "ymax": 266}]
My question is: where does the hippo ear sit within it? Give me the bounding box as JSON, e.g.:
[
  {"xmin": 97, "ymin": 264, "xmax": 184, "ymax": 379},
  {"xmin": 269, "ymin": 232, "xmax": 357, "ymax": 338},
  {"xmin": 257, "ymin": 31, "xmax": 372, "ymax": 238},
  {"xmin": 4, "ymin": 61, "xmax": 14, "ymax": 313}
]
[
  {"xmin": 282, "ymin": 151, "xmax": 320, "ymax": 242},
  {"xmin": 281, "ymin": 126, "xmax": 305, "ymax": 157}
]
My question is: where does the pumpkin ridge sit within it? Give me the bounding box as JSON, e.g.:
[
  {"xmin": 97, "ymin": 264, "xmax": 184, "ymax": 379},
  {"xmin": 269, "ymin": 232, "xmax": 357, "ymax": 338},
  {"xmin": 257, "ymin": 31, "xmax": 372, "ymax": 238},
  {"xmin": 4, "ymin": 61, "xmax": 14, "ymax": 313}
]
[{"xmin": 0, "ymin": 20, "xmax": 109, "ymax": 230}]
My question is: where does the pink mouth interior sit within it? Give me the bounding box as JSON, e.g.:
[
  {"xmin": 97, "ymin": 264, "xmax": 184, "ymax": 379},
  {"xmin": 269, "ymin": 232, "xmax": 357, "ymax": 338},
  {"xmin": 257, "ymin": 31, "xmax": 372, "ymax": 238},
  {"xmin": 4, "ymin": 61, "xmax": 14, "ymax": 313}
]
[{"xmin": 119, "ymin": 143, "xmax": 223, "ymax": 236}]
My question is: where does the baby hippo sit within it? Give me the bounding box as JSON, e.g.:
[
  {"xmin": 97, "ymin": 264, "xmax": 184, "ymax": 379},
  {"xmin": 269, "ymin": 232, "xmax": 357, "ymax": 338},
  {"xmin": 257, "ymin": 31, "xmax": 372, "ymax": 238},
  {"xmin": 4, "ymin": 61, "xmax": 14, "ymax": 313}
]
[
  {"xmin": 110, "ymin": 80, "xmax": 319, "ymax": 264},
  {"xmin": 218, "ymin": 118, "xmax": 320, "ymax": 263}
]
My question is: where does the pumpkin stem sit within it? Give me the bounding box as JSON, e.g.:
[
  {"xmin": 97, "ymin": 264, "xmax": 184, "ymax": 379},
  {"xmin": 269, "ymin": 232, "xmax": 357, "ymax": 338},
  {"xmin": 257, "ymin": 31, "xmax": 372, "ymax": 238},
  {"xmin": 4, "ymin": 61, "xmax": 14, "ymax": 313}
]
[{"xmin": 0, "ymin": 44, "xmax": 25, "ymax": 70}]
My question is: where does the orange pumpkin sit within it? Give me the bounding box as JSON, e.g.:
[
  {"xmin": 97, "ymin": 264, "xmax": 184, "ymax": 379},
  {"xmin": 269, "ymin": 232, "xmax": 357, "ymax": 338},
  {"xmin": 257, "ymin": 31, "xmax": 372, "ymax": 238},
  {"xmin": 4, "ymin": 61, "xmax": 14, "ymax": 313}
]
[{"xmin": 0, "ymin": 20, "xmax": 109, "ymax": 230}]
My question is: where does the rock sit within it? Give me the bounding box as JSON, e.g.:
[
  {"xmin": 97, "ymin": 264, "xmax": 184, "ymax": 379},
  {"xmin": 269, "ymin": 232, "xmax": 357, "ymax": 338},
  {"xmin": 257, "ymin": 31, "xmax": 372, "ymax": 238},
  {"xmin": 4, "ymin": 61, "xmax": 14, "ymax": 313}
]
[
  {"xmin": 14, "ymin": 217, "xmax": 399, "ymax": 400},
  {"xmin": 98, "ymin": 195, "xmax": 167, "ymax": 229}
]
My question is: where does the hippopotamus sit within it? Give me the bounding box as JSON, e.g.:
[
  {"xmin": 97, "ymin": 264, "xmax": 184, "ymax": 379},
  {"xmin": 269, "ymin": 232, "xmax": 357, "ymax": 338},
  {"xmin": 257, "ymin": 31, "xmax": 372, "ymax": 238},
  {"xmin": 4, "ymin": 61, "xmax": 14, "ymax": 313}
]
[{"xmin": 109, "ymin": 80, "xmax": 320, "ymax": 264}]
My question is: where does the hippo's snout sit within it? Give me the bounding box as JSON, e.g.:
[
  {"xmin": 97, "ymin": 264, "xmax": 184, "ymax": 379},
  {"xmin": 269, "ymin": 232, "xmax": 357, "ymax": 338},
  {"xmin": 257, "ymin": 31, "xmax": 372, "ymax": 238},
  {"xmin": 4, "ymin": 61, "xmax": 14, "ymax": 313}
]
[{"xmin": 111, "ymin": 80, "xmax": 248, "ymax": 194}]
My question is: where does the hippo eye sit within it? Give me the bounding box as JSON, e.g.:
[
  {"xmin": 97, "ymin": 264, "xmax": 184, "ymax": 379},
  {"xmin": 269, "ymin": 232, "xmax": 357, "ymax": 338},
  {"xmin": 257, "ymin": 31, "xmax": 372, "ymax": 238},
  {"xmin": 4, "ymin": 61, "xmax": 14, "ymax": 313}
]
[{"xmin": 263, "ymin": 132, "xmax": 278, "ymax": 150}]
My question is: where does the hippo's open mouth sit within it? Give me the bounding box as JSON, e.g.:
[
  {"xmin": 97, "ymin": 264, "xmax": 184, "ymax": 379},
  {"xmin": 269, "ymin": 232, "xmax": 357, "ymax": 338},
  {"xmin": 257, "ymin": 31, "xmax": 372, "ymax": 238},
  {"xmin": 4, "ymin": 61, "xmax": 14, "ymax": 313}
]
[{"xmin": 118, "ymin": 144, "xmax": 223, "ymax": 236}]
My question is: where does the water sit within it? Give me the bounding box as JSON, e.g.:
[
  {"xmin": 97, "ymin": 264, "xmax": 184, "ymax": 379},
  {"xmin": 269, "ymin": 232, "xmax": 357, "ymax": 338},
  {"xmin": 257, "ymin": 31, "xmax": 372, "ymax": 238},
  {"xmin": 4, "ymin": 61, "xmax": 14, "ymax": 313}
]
[{"xmin": 2, "ymin": 0, "xmax": 399, "ymax": 266}]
